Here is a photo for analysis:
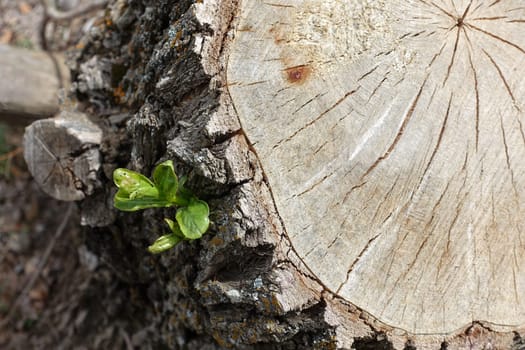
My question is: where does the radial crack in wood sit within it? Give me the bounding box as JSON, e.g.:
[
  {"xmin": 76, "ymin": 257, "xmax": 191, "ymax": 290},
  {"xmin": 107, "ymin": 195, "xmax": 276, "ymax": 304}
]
[
  {"xmin": 228, "ymin": 0, "xmax": 525, "ymax": 336},
  {"xmin": 24, "ymin": 111, "xmax": 102, "ymax": 201}
]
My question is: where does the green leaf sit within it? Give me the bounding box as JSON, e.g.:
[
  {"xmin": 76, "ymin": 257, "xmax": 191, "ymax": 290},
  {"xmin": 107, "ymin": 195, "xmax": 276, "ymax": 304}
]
[
  {"xmin": 153, "ymin": 160, "xmax": 178, "ymax": 202},
  {"xmin": 113, "ymin": 168, "xmax": 173, "ymax": 211},
  {"xmin": 148, "ymin": 233, "xmax": 182, "ymax": 254},
  {"xmin": 173, "ymin": 175, "xmax": 192, "ymax": 206},
  {"xmin": 113, "ymin": 168, "xmax": 158, "ymax": 199},
  {"xmin": 176, "ymin": 198, "xmax": 210, "ymax": 239},
  {"xmin": 164, "ymin": 218, "xmax": 184, "ymax": 238},
  {"xmin": 114, "ymin": 191, "xmax": 172, "ymax": 211}
]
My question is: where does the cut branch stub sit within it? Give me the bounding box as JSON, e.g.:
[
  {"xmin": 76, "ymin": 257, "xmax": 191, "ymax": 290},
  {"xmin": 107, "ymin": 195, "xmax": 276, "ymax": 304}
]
[
  {"xmin": 24, "ymin": 111, "xmax": 102, "ymax": 201},
  {"xmin": 0, "ymin": 44, "xmax": 69, "ymax": 124},
  {"xmin": 228, "ymin": 0, "xmax": 525, "ymax": 335}
]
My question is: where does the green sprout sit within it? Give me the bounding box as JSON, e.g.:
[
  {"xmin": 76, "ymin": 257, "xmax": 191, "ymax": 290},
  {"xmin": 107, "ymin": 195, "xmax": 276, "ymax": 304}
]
[{"xmin": 113, "ymin": 160, "xmax": 210, "ymax": 254}]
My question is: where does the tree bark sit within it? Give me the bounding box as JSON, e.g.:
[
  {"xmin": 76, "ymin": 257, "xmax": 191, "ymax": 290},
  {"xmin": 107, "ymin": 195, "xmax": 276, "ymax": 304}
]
[{"xmin": 24, "ymin": 0, "xmax": 525, "ymax": 349}]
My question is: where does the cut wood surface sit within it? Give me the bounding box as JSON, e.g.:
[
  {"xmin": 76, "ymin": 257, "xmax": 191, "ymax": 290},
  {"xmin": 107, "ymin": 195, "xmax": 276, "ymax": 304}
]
[
  {"xmin": 0, "ymin": 44, "xmax": 69, "ymax": 124},
  {"xmin": 228, "ymin": 0, "xmax": 525, "ymax": 335},
  {"xmin": 24, "ymin": 111, "xmax": 102, "ymax": 201}
]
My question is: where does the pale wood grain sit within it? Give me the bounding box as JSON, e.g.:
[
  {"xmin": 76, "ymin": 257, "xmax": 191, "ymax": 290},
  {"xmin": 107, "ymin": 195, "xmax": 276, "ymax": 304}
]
[
  {"xmin": 228, "ymin": 0, "xmax": 525, "ymax": 335},
  {"xmin": 0, "ymin": 44, "xmax": 69, "ymax": 124},
  {"xmin": 23, "ymin": 111, "xmax": 102, "ymax": 201}
]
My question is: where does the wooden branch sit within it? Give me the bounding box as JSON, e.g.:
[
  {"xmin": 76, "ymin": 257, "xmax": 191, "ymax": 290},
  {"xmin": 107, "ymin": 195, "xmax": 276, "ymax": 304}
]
[
  {"xmin": 23, "ymin": 111, "xmax": 102, "ymax": 201},
  {"xmin": 0, "ymin": 44, "xmax": 69, "ymax": 125},
  {"xmin": 43, "ymin": 0, "xmax": 108, "ymax": 22}
]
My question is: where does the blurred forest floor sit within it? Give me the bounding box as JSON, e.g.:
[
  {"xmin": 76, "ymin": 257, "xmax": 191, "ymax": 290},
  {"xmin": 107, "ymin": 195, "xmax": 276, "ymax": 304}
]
[{"xmin": 0, "ymin": 1, "xmax": 148, "ymax": 348}]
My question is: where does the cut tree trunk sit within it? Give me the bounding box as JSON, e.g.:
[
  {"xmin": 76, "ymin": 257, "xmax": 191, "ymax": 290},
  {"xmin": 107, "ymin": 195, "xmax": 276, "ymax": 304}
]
[
  {"xmin": 0, "ymin": 44, "xmax": 69, "ymax": 125},
  {"xmin": 23, "ymin": 0, "xmax": 525, "ymax": 349}
]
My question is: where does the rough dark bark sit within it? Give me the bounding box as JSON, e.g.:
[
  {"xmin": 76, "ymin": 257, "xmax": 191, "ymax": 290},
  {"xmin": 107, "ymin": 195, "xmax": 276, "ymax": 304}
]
[
  {"xmin": 63, "ymin": 0, "xmax": 337, "ymax": 348},
  {"xmin": 22, "ymin": 0, "xmax": 525, "ymax": 349}
]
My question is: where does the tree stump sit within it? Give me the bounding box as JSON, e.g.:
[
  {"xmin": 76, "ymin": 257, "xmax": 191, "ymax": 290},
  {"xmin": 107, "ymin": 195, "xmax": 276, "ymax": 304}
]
[
  {"xmin": 229, "ymin": 0, "xmax": 525, "ymax": 342},
  {"xmin": 25, "ymin": 0, "xmax": 525, "ymax": 348}
]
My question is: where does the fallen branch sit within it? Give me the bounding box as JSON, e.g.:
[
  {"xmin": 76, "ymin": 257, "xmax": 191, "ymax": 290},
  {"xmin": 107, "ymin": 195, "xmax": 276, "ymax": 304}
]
[
  {"xmin": 44, "ymin": 0, "xmax": 108, "ymax": 22},
  {"xmin": 0, "ymin": 147, "xmax": 23, "ymax": 162},
  {"xmin": 39, "ymin": 0, "xmax": 108, "ymax": 50}
]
